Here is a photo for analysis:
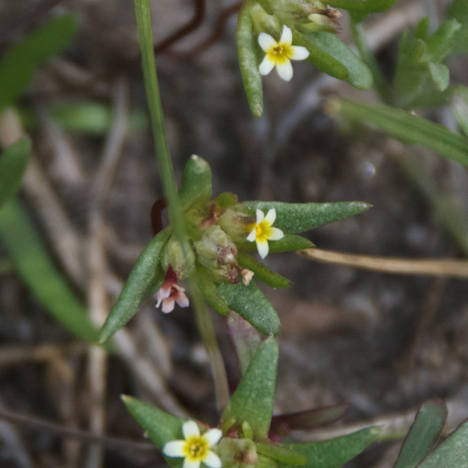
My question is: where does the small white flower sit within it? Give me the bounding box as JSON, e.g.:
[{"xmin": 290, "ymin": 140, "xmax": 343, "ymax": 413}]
[
  {"xmin": 163, "ymin": 420, "xmax": 223, "ymax": 468},
  {"xmin": 246, "ymin": 208, "xmax": 284, "ymax": 259},
  {"xmin": 258, "ymin": 25, "xmax": 309, "ymax": 81}
]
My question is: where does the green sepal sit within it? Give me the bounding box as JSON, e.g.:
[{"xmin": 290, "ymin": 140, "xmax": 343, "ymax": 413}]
[
  {"xmin": 216, "ymin": 192, "xmax": 238, "ymax": 210},
  {"xmin": 240, "ymin": 201, "xmax": 371, "ymax": 234},
  {"xmin": 422, "ymin": 19, "xmax": 461, "ymax": 63},
  {"xmin": 278, "ymin": 426, "xmax": 381, "ymax": 468},
  {"xmin": 121, "ymin": 395, "xmax": 185, "ymax": 468},
  {"xmin": 221, "ymin": 336, "xmax": 278, "ymax": 440},
  {"xmin": 177, "ymin": 155, "xmax": 212, "ymax": 211},
  {"xmin": 0, "ymin": 138, "xmax": 31, "ymax": 207},
  {"xmin": 428, "ymin": 63, "xmax": 449, "ymax": 92},
  {"xmin": 301, "ymin": 32, "xmax": 373, "ymax": 90},
  {"xmin": 0, "ymin": 15, "xmax": 77, "ymax": 113},
  {"xmin": 237, "ymin": 3, "xmax": 264, "ymax": 119},
  {"xmin": 194, "ymin": 263, "xmax": 229, "ymax": 316},
  {"xmin": 417, "ymin": 418, "xmax": 468, "ymax": 468},
  {"xmin": 217, "ymin": 281, "xmax": 280, "ymax": 335},
  {"xmin": 99, "ymin": 228, "xmax": 171, "ymax": 343},
  {"xmin": 0, "ymin": 200, "xmax": 100, "ymax": 344},
  {"xmin": 395, "ymin": 400, "xmax": 447, "ymax": 468},
  {"xmin": 257, "ymin": 443, "xmax": 308, "ymax": 465},
  {"xmin": 325, "ymin": 0, "xmax": 397, "ymax": 13},
  {"xmin": 237, "ymin": 234, "xmax": 313, "ymax": 254},
  {"xmin": 447, "ymin": 0, "xmax": 468, "ymax": 55},
  {"xmin": 236, "ymin": 251, "xmax": 291, "ymax": 288}
]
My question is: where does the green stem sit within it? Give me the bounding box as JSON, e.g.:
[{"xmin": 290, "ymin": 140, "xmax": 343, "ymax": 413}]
[
  {"xmin": 191, "ymin": 279, "xmax": 230, "ymax": 413},
  {"xmin": 350, "ymin": 16, "xmax": 392, "ymax": 104},
  {"xmin": 133, "ymin": 0, "xmax": 186, "ymax": 241}
]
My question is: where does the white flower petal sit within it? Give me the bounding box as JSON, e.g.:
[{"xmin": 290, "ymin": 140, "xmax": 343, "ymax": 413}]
[
  {"xmin": 276, "ymin": 60, "xmax": 293, "ymax": 81},
  {"xmin": 175, "ymin": 292, "xmax": 190, "ymax": 308},
  {"xmin": 259, "ymin": 56, "xmax": 275, "ymax": 75},
  {"xmin": 268, "ymin": 227, "xmax": 284, "ymax": 240},
  {"xmin": 246, "ymin": 227, "xmax": 257, "ymax": 242},
  {"xmin": 256, "ymin": 239, "xmax": 269, "ymax": 259},
  {"xmin": 256, "ymin": 209, "xmax": 265, "ymax": 223},
  {"xmin": 183, "ymin": 460, "xmax": 201, "ymax": 468},
  {"xmin": 163, "ymin": 440, "xmax": 185, "ymax": 457},
  {"xmin": 204, "ymin": 451, "xmax": 222, "ymax": 468},
  {"xmin": 183, "ymin": 420, "xmax": 200, "ymax": 439},
  {"xmin": 279, "ymin": 25, "xmax": 292, "ymax": 45},
  {"xmin": 204, "ymin": 428, "xmax": 223, "ymax": 447},
  {"xmin": 264, "ymin": 208, "xmax": 276, "ymax": 225},
  {"xmin": 290, "ymin": 45, "xmax": 309, "ymax": 60},
  {"xmin": 258, "ymin": 32, "xmax": 277, "ymax": 52},
  {"xmin": 161, "ymin": 298, "xmax": 175, "ymax": 314}
]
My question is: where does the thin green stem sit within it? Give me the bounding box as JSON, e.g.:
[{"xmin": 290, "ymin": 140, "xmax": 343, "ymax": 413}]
[
  {"xmin": 191, "ymin": 279, "xmax": 230, "ymax": 413},
  {"xmin": 350, "ymin": 16, "xmax": 392, "ymax": 104},
  {"xmin": 133, "ymin": 0, "xmax": 186, "ymax": 241}
]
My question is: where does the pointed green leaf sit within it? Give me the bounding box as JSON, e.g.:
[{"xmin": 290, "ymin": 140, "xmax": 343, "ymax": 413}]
[
  {"xmin": 335, "ymin": 98, "xmax": 468, "ymax": 168},
  {"xmin": 236, "ymin": 251, "xmax": 291, "ymax": 288},
  {"xmin": 194, "ymin": 263, "xmax": 229, "ymax": 316},
  {"xmin": 417, "ymin": 418, "xmax": 468, "ymax": 468},
  {"xmin": 236, "ymin": 234, "xmax": 313, "ymax": 254},
  {"xmin": 240, "ymin": 201, "xmax": 371, "ymax": 234},
  {"xmin": 237, "ymin": 4, "xmax": 263, "ymax": 119},
  {"xmin": 0, "ymin": 200, "xmax": 99, "ymax": 343},
  {"xmin": 423, "ymin": 20, "xmax": 461, "ymax": 63},
  {"xmin": 395, "ymin": 400, "xmax": 447, "ymax": 468},
  {"xmin": 0, "ymin": 138, "xmax": 31, "ymax": 207},
  {"xmin": 217, "ymin": 281, "xmax": 280, "ymax": 335},
  {"xmin": 428, "ymin": 63, "xmax": 449, "ymax": 91},
  {"xmin": 0, "ymin": 15, "xmax": 77, "ymax": 112},
  {"xmin": 221, "ymin": 336, "xmax": 278, "ymax": 439},
  {"xmin": 302, "ymin": 32, "xmax": 373, "ymax": 90},
  {"xmin": 326, "ymin": 0, "xmax": 397, "ymax": 13},
  {"xmin": 257, "ymin": 443, "xmax": 307, "ymax": 465},
  {"xmin": 447, "ymin": 0, "xmax": 468, "ymax": 54},
  {"xmin": 279, "ymin": 426, "xmax": 381, "ymax": 468},
  {"xmin": 178, "ymin": 155, "xmax": 212, "ymax": 211},
  {"xmin": 99, "ymin": 228, "xmax": 171, "ymax": 343},
  {"xmin": 122, "ymin": 395, "xmax": 185, "ymax": 468}
]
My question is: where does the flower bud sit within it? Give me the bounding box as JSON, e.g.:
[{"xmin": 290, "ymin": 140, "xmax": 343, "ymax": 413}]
[
  {"xmin": 161, "ymin": 237, "xmax": 195, "ymax": 280},
  {"xmin": 217, "ymin": 208, "xmax": 255, "ymax": 244},
  {"xmin": 194, "ymin": 225, "xmax": 238, "ymax": 269}
]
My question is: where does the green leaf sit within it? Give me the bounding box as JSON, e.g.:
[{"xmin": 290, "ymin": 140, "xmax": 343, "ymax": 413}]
[
  {"xmin": 428, "ymin": 63, "xmax": 449, "ymax": 91},
  {"xmin": 417, "ymin": 418, "xmax": 468, "ymax": 468},
  {"xmin": 178, "ymin": 155, "xmax": 212, "ymax": 211},
  {"xmin": 335, "ymin": 98, "xmax": 468, "ymax": 168},
  {"xmin": 237, "ymin": 234, "xmax": 313, "ymax": 254},
  {"xmin": 423, "ymin": 20, "xmax": 461, "ymax": 63},
  {"xmin": 453, "ymin": 88, "xmax": 468, "ymax": 137},
  {"xmin": 0, "ymin": 200, "xmax": 99, "ymax": 343},
  {"xmin": 122, "ymin": 395, "xmax": 185, "ymax": 468},
  {"xmin": 0, "ymin": 138, "xmax": 31, "ymax": 207},
  {"xmin": 240, "ymin": 201, "xmax": 371, "ymax": 234},
  {"xmin": 325, "ymin": 0, "xmax": 397, "ymax": 13},
  {"xmin": 217, "ymin": 281, "xmax": 280, "ymax": 335},
  {"xmin": 302, "ymin": 32, "xmax": 373, "ymax": 90},
  {"xmin": 193, "ymin": 263, "xmax": 229, "ymax": 316},
  {"xmin": 257, "ymin": 443, "xmax": 307, "ymax": 465},
  {"xmin": 279, "ymin": 426, "xmax": 381, "ymax": 468},
  {"xmin": 99, "ymin": 228, "xmax": 171, "ymax": 343},
  {"xmin": 0, "ymin": 16, "xmax": 77, "ymax": 112},
  {"xmin": 394, "ymin": 400, "xmax": 447, "ymax": 468},
  {"xmin": 237, "ymin": 3, "xmax": 264, "ymax": 119},
  {"xmin": 221, "ymin": 336, "xmax": 278, "ymax": 440},
  {"xmin": 236, "ymin": 251, "xmax": 291, "ymax": 288},
  {"xmin": 447, "ymin": 0, "xmax": 468, "ymax": 54}
]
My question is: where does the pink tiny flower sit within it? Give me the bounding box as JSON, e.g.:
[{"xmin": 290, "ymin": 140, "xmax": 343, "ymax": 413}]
[{"xmin": 156, "ymin": 266, "xmax": 190, "ymax": 313}]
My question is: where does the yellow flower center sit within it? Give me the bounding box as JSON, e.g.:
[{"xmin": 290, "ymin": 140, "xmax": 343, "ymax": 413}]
[
  {"xmin": 183, "ymin": 436, "xmax": 209, "ymax": 462},
  {"xmin": 272, "ymin": 45, "xmax": 285, "ymax": 56},
  {"xmin": 253, "ymin": 220, "xmax": 273, "ymax": 242}
]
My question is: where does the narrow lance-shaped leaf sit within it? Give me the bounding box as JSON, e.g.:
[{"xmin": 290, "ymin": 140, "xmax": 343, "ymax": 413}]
[
  {"xmin": 394, "ymin": 400, "xmax": 447, "ymax": 468},
  {"xmin": 236, "ymin": 234, "xmax": 313, "ymax": 254},
  {"xmin": 0, "ymin": 200, "xmax": 99, "ymax": 344},
  {"xmin": 279, "ymin": 426, "xmax": 381, "ymax": 468},
  {"xmin": 221, "ymin": 336, "xmax": 279, "ymax": 440},
  {"xmin": 417, "ymin": 418, "xmax": 468, "ymax": 468},
  {"xmin": 240, "ymin": 201, "xmax": 371, "ymax": 234},
  {"xmin": 217, "ymin": 281, "xmax": 280, "ymax": 335},
  {"xmin": 193, "ymin": 263, "xmax": 229, "ymax": 316},
  {"xmin": 178, "ymin": 155, "xmax": 212, "ymax": 211},
  {"xmin": 302, "ymin": 32, "xmax": 373, "ymax": 90},
  {"xmin": 237, "ymin": 2, "xmax": 264, "ymax": 119},
  {"xmin": 99, "ymin": 228, "xmax": 171, "ymax": 343},
  {"xmin": 122, "ymin": 395, "xmax": 185, "ymax": 468},
  {"xmin": 334, "ymin": 98, "xmax": 468, "ymax": 168},
  {"xmin": 256, "ymin": 443, "xmax": 307, "ymax": 465},
  {"xmin": 447, "ymin": 0, "xmax": 468, "ymax": 55},
  {"xmin": 0, "ymin": 138, "xmax": 31, "ymax": 207},
  {"xmin": 0, "ymin": 15, "xmax": 77, "ymax": 112}
]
